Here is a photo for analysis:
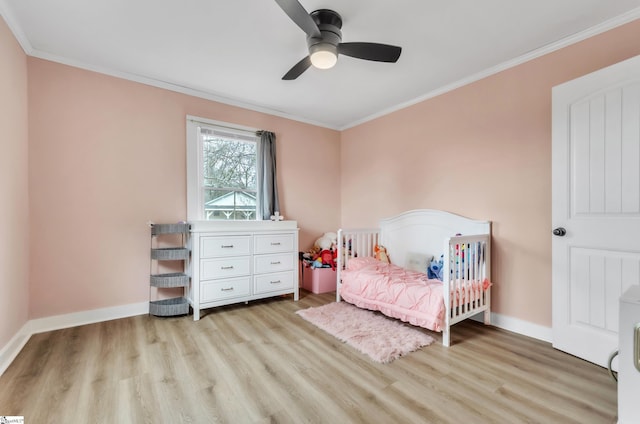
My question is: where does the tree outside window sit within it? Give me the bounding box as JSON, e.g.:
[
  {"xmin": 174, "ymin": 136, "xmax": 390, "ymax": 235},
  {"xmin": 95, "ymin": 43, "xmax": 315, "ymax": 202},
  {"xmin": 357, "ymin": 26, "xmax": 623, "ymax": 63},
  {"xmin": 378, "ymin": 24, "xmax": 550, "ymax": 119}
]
[{"xmin": 201, "ymin": 131, "xmax": 257, "ymax": 220}]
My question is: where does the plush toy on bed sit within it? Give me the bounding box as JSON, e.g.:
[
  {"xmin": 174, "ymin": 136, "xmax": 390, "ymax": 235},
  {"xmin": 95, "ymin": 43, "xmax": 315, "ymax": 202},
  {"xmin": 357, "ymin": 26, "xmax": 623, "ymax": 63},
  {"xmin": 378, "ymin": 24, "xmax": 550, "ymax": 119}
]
[
  {"xmin": 428, "ymin": 254, "xmax": 444, "ymax": 280},
  {"xmin": 374, "ymin": 244, "xmax": 390, "ymax": 263}
]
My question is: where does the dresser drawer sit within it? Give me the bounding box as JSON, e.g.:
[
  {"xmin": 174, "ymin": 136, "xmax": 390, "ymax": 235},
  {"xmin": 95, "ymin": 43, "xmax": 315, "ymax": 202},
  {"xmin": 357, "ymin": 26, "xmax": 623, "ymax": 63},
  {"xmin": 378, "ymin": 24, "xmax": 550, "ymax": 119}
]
[
  {"xmin": 201, "ymin": 256, "xmax": 251, "ymax": 280},
  {"xmin": 201, "ymin": 277, "xmax": 251, "ymax": 302},
  {"xmin": 254, "ymin": 271, "xmax": 295, "ymax": 294},
  {"xmin": 254, "ymin": 253, "xmax": 294, "ymax": 274},
  {"xmin": 201, "ymin": 235, "xmax": 251, "ymax": 258},
  {"xmin": 254, "ymin": 234, "xmax": 295, "ymax": 254}
]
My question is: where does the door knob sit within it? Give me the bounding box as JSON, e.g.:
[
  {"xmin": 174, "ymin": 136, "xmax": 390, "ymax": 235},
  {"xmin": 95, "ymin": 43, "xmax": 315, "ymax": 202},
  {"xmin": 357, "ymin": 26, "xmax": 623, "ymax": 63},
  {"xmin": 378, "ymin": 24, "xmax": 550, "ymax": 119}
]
[{"xmin": 553, "ymin": 227, "xmax": 566, "ymax": 237}]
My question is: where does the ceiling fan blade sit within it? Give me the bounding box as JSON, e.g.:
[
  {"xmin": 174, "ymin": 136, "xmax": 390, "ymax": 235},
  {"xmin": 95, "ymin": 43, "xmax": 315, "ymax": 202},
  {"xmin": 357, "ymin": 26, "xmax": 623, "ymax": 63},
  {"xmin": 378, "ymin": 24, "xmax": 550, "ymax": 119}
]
[
  {"xmin": 282, "ymin": 56, "xmax": 312, "ymax": 80},
  {"xmin": 274, "ymin": 0, "xmax": 321, "ymax": 38},
  {"xmin": 338, "ymin": 42, "xmax": 402, "ymax": 63}
]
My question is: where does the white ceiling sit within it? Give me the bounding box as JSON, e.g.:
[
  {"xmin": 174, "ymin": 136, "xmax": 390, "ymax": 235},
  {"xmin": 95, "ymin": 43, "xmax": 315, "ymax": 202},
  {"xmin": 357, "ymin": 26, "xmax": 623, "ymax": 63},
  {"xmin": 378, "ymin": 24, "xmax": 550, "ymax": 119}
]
[{"xmin": 2, "ymin": 0, "xmax": 640, "ymax": 129}]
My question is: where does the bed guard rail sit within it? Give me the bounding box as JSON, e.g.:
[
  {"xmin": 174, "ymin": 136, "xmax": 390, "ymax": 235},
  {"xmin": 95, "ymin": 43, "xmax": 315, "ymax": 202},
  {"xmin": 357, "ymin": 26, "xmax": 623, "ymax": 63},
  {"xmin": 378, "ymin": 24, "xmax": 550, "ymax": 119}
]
[{"xmin": 336, "ymin": 228, "xmax": 380, "ymax": 302}]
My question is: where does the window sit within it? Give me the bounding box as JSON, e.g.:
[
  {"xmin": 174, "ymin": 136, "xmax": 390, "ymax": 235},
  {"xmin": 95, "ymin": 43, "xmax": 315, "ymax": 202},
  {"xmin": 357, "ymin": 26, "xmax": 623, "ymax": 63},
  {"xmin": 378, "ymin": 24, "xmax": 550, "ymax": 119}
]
[{"xmin": 187, "ymin": 117, "xmax": 259, "ymax": 221}]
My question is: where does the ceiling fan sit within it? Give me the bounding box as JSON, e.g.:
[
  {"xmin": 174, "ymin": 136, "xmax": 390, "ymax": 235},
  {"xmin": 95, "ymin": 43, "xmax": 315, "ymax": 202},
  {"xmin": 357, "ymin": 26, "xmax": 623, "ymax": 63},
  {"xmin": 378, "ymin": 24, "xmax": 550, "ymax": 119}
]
[{"xmin": 274, "ymin": 0, "xmax": 402, "ymax": 80}]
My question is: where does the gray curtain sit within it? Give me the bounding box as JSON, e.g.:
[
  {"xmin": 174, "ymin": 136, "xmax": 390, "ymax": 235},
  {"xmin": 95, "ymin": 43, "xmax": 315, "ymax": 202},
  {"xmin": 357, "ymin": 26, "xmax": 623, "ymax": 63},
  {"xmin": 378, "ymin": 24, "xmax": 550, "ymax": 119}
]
[{"xmin": 258, "ymin": 131, "xmax": 280, "ymax": 220}]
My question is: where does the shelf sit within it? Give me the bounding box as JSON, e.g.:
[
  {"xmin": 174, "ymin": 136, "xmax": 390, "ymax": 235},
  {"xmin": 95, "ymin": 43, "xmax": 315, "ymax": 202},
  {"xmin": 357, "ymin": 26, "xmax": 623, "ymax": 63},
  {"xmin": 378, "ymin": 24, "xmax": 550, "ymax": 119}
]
[
  {"xmin": 149, "ymin": 297, "xmax": 189, "ymax": 316},
  {"xmin": 151, "ymin": 223, "xmax": 190, "ymax": 235},
  {"xmin": 150, "ymin": 272, "xmax": 189, "ymax": 288},
  {"xmin": 150, "ymin": 222, "xmax": 190, "ymax": 317},
  {"xmin": 151, "ymin": 247, "xmax": 189, "ymax": 260}
]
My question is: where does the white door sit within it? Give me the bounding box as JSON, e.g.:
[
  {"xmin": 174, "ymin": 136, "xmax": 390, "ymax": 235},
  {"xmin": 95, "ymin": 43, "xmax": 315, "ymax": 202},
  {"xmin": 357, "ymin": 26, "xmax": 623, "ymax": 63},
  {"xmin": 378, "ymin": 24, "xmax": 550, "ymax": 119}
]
[{"xmin": 552, "ymin": 54, "xmax": 640, "ymax": 368}]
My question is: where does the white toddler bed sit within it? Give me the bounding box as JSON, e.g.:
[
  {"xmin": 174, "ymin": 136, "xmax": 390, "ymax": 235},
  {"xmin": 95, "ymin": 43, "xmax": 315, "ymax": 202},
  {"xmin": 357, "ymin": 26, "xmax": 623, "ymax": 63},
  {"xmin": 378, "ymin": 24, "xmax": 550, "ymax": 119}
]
[{"xmin": 336, "ymin": 209, "xmax": 491, "ymax": 347}]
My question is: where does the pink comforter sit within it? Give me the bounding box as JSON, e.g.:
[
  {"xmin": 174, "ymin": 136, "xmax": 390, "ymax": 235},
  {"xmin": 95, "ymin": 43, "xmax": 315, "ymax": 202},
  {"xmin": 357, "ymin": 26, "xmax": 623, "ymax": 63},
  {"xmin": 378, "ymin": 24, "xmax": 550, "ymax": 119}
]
[{"xmin": 340, "ymin": 257, "xmax": 445, "ymax": 332}]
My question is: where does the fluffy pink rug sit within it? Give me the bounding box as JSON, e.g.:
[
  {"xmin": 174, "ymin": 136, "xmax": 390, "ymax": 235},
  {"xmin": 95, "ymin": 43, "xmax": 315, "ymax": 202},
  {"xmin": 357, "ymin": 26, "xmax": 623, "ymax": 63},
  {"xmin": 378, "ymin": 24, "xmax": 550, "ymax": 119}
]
[{"xmin": 296, "ymin": 302, "xmax": 435, "ymax": 363}]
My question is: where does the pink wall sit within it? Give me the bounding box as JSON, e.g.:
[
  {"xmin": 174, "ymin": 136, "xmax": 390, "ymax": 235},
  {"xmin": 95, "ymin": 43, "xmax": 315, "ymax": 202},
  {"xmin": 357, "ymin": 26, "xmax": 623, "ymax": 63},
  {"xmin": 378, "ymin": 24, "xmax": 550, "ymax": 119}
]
[
  {"xmin": 4, "ymin": 14, "xmax": 640, "ymax": 336},
  {"xmin": 341, "ymin": 19, "xmax": 640, "ymax": 327},
  {"xmin": 27, "ymin": 59, "xmax": 340, "ymax": 318},
  {"xmin": 0, "ymin": 17, "xmax": 29, "ymax": 348}
]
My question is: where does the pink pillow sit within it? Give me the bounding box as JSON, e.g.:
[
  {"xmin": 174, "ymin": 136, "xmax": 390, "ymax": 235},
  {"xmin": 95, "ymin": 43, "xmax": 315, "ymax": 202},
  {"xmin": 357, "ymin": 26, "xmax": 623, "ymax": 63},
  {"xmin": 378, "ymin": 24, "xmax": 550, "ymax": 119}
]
[{"xmin": 346, "ymin": 256, "xmax": 380, "ymax": 271}]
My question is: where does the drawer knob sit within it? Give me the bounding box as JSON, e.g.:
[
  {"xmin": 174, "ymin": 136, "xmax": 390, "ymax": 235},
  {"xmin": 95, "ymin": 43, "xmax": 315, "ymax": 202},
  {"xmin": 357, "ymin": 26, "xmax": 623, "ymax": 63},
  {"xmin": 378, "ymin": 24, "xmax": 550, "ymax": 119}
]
[
  {"xmin": 221, "ymin": 287, "xmax": 234, "ymax": 292},
  {"xmin": 221, "ymin": 244, "xmax": 234, "ymax": 248},
  {"xmin": 270, "ymin": 280, "xmax": 281, "ymax": 284},
  {"xmin": 221, "ymin": 266, "xmax": 234, "ymax": 270},
  {"xmin": 270, "ymin": 261, "xmax": 281, "ymax": 265},
  {"xmin": 271, "ymin": 242, "xmax": 281, "ymax": 246}
]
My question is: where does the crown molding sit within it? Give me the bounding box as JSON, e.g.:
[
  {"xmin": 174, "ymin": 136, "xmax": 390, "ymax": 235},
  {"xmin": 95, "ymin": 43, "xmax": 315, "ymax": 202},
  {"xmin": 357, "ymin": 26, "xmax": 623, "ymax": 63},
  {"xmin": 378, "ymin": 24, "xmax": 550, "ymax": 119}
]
[
  {"xmin": 0, "ymin": 0, "xmax": 338, "ymax": 131},
  {"xmin": 0, "ymin": 0, "xmax": 33, "ymax": 55},
  {"xmin": 2, "ymin": 0, "xmax": 638, "ymax": 131},
  {"xmin": 340, "ymin": 8, "xmax": 640, "ymax": 130},
  {"xmin": 30, "ymin": 48, "xmax": 340, "ymax": 130}
]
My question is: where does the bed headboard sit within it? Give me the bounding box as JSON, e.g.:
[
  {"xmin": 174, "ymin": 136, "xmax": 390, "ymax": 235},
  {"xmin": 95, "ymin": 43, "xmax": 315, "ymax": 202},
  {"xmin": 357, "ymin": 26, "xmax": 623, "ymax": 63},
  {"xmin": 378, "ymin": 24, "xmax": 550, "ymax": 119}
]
[{"xmin": 379, "ymin": 209, "xmax": 491, "ymax": 269}]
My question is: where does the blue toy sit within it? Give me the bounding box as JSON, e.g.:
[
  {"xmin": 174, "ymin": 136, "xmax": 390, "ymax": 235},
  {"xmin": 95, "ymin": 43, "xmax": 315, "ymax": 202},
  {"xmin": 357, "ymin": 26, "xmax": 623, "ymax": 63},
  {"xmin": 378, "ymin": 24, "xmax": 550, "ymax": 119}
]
[{"xmin": 427, "ymin": 255, "xmax": 444, "ymax": 280}]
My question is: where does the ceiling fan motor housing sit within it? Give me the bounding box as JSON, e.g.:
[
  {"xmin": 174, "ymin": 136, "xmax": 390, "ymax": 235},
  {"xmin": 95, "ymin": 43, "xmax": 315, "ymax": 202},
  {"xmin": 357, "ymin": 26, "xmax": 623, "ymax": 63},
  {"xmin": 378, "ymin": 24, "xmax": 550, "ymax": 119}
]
[{"xmin": 306, "ymin": 9, "xmax": 342, "ymax": 51}]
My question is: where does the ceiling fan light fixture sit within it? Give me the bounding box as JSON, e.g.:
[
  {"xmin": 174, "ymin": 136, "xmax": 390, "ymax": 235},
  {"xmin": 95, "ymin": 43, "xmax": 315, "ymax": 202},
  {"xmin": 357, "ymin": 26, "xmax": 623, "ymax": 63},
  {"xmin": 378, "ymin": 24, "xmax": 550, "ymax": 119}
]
[
  {"xmin": 276, "ymin": 2, "xmax": 401, "ymax": 80},
  {"xmin": 309, "ymin": 43, "xmax": 337, "ymax": 69}
]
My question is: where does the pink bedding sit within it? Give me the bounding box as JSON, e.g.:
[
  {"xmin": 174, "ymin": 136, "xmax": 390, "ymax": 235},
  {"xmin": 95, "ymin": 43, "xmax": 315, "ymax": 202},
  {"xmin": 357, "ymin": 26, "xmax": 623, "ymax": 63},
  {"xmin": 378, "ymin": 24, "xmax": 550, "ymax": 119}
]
[{"xmin": 340, "ymin": 257, "xmax": 445, "ymax": 332}]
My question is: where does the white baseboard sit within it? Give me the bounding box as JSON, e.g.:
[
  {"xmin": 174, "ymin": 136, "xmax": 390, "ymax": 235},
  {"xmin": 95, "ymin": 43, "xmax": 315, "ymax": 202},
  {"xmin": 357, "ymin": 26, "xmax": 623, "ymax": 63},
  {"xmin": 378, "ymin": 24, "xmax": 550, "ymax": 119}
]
[
  {"xmin": 3, "ymin": 303, "xmax": 552, "ymax": 377},
  {"xmin": 471, "ymin": 311, "xmax": 552, "ymax": 343},
  {"xmin": 0, "ymin": 323, "xmax": 31, "ymax": 377},
  {"xmin": 26, "ymin": 301, "xmax": 149, "ymax": 335},
  {"xmin": 0, "ymin": 301, "xmax": 149, "ymax": 377}
]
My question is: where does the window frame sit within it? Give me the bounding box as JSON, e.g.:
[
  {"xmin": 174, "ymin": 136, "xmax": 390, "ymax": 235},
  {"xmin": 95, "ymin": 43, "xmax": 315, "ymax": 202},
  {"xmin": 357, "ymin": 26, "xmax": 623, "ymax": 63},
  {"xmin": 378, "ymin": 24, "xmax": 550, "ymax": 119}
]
[{"xmin": 186, "ymin": 115, "xmax": 262, "ymax": 221}]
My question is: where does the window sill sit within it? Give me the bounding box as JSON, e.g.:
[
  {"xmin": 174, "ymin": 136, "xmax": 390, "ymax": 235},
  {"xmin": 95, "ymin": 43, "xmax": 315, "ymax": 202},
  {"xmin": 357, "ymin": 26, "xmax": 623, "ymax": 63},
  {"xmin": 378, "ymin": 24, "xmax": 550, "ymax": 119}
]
[{"xmin": 189, "ymin": 220, "xmax": 298, "ymax": 233}]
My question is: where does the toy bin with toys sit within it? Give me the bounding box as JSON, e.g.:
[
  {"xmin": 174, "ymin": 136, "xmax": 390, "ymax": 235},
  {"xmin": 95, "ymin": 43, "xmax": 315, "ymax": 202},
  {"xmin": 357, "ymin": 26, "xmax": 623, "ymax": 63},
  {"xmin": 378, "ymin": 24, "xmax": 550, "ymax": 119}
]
[
  {"xmin": 299, "ymin": 231, "xmax": 339, "ymax": 294},
  {"xmin": 301, "ymin": 266, "xmax": 336, "ymax": 294}
]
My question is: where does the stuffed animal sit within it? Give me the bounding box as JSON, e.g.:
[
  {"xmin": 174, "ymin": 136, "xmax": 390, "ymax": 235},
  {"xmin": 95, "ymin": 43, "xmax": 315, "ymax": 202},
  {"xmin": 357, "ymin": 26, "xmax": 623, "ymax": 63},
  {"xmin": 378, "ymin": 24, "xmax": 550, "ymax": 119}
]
[
  {"xmin": 324, "ymin": 232, "xmax": 337, "ymax": 247},
  {"xmin": 305, "ymin": 232, "xmax": 339, "ymax": 268},
  {"xmin": 311, "ymin": 248, "xmax": 336, "ymax": 269},
  {"xmin": 428, "ymin": 255, "xmax": 444, "ymax": 280},
  {"xmin": 302, "ymin": 245, "xmax": 321, "ymax": 261},
  {"xmin": 323, "ymin": 249, "xmax": 336, "ymax": 269},
  {"xmin": 314, "ymin": 236, "xmax": 332, "ymax": 251},
  {"xmin": 314, "ymin": 232, "xmax": 337, "ymax": 252},
  {"xmin": 311, "ymin": 257, "xmax": 324, "ymax": 269},
  {"xmin": 375, "ymin": 245, "xmax": 390, "ymax": 263}
]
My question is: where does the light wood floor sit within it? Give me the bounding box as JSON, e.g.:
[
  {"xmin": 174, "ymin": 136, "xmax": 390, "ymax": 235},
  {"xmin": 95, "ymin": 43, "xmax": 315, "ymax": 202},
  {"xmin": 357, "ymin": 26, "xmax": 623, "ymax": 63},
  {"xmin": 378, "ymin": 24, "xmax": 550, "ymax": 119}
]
[{"xmin": 0, "ymin": 291, "xmax": 617, "ymax": 423}]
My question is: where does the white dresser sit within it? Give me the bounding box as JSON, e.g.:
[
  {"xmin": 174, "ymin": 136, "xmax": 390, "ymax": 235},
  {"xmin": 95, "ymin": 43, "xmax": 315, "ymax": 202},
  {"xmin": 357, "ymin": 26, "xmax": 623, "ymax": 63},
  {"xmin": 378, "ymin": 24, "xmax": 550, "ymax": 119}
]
[{"xmin": 188, "ymin": 220, "xmax": 299, "ymax": 320}]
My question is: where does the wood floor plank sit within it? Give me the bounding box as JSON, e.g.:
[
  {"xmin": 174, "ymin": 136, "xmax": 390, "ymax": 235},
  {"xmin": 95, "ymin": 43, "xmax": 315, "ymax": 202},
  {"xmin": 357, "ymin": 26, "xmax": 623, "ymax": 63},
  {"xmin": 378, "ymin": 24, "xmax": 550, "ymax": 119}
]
[{"xmin": 0, "ymin": 292, "xmax": 618, "ymax": 423}]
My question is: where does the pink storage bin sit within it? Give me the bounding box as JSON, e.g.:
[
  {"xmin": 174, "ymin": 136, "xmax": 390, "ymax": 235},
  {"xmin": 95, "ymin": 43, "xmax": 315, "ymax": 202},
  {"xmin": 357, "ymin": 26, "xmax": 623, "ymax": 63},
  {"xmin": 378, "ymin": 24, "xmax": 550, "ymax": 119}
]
[{"xmin": 301, "ymin": 266, "xmax": 337, "ymax": 294}]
